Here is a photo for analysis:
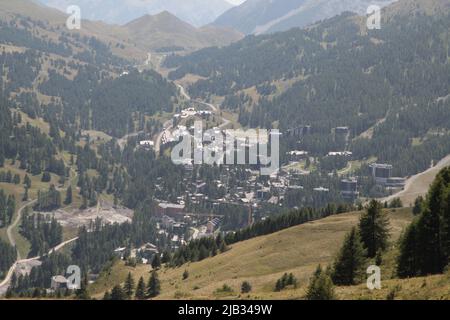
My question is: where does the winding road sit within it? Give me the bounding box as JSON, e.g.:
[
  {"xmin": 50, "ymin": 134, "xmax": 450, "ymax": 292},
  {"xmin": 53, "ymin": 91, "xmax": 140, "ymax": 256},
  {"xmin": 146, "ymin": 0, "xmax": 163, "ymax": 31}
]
[
  {"xmin": 7, "ymin": 200, "xmax": 36, "ymax": 261},
  {"xmin": 0, "ymin": 197, "xmax": 78, "ymax": 296},
  {"xmin": 1, "ymin": 161, "xmax": 80, "ymax": 295},
  {"xmin": 0, "ymin": 236, "xmax": 78, "ymax": 295},
  {"xmin": 117, "ymin": 131, "xmax": 144, "ymax": 150}
]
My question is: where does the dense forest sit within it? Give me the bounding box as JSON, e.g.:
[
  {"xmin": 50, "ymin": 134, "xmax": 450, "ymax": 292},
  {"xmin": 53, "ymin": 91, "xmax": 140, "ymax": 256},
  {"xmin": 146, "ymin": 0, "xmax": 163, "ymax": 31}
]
[
  {"xmin": 20, "ymin": 211, "xmax": 63, "ymax": 257},
  {"xmin": 0, "ymin": 190, "xmax": 16, "ymax": 227},
  {"xmin": 397, "ymin": 167, "xmax": 450, "ymax": 277},
  {"xmin": 0, "ymin": 239, "xmax": 16, "ymax": 280}
]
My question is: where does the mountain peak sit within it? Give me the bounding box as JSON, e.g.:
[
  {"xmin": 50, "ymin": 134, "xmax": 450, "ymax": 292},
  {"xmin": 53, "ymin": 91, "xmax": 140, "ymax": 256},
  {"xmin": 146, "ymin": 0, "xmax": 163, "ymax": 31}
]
[
  {"xmin": 125, "ymin": 10, "xmax": 197, "ymax": 34},
  {"xmin": 36, "ymin": 0, "xmax": 233, "ymax": 26}
]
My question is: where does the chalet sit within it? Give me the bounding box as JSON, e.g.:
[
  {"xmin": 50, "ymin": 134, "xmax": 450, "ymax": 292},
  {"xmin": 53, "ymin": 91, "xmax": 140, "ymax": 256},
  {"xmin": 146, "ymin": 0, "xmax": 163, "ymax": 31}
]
[
  {"xmin": 51, "ymin": 275, "xmax": 68, "ymax": 291},
  {"xmin": 207, "ymin": 218, "xmax": 221, "ymax": 234},
  {"xmin": 113, "ymin": 247, "xmax": 127, "ymax": 259},
  {"xmin": 137, "ymin": 243, "xmax": 159, "ymax": 263}
]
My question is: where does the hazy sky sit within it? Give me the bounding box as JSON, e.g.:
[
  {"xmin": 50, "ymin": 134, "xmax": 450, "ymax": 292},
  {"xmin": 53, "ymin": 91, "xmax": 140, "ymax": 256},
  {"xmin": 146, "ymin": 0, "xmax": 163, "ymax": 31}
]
[{"xmin": 226, "ymin": 0, "xmax": 246, "ymax": 5}]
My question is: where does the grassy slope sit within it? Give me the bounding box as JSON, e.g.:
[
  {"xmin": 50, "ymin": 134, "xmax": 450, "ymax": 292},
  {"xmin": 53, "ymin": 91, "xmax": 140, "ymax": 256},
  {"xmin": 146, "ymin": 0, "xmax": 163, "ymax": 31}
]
[{"xmin": 88, "ymin": 208, "xmax": 431, "ymax": 300}]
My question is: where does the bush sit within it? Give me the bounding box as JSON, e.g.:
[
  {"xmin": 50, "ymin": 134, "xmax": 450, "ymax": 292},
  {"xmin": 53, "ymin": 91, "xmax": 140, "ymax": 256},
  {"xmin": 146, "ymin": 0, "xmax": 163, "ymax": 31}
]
[
  {"xmin": 306, "ymin": 265, "xmax": 335, "ymax": 300},
  {"xmin": 41, "ymin": 171, "xmax": 51, "ymax": 182},
  {"xmin": 274, "ymin": 273, "xmax": 297, "ymax": 291},
  {"xmin": 215, "ymin": 284, "xmax": 234, "ymax": 295},
  {"xmin": 241, "ymin": 281, "xmax": 252, "ymax": 294}
]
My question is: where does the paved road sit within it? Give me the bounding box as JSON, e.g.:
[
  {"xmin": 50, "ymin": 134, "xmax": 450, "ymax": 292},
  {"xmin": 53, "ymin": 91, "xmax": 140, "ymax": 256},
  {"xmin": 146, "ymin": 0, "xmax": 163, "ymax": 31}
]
[
  {"xmin": 117, "ymin": 131, "xmax": 144, "ymax": 150},
  {"xmin": 177, "ymin": 83, "xmax": 230, "ymax": 128},
  {"xmin": 7, "ymin": 200, "xmax": 36, "ymax": 261},
  {"xmin": 0, "ymin": 236, "xmax": 78, "ymax": 295}
]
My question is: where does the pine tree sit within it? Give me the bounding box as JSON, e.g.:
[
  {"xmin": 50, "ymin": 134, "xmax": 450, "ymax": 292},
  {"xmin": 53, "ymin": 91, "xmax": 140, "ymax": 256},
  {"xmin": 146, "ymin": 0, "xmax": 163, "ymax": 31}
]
[
  {"xmin": 110, "ymin": 285, "xmax": 126, "ymax": 300},
  {"xmin": 151, "ymin": 254, "xmax": 161, "ymax": 270},
  {"xmin": 23, "ymin": 175, "xmax": 31, "ymax": 188},
  {"xmin": 147, "ymin": 270, "xmax": 161, "ymax": 298},
  {"xmin": 306, "ymin": 265, "xmax": 335, "ymax": 300},
  {"xmin": 359, "ymin": 200, "xmax": 390, "ymax": 257},
  {"xmin": 64, "ymin": 186, "xmax": 72, "ymax": 205},
  {"xmin": 22, "ymin": 187, "xmax": 29, "ymax": 201},
  {"xmin": 124, "ymin": 272, "xmax": 135, "ymax": 299},
  {"xmin": 397, "ymin": 222, "xmax": 420, "ymax": 278},
  {"xmin": 397, "ymin": 168, "xmax": 450, "ymax": 277},
  {"xmin": 41, "ymin": 171, "xmax": 51, "ymax": 182},
  {"xmin": 241, "ymin": 281, "xmax": 252, "ymax": 294},
  {"xmin": 13, "ymin": 174, "xmax": 20, "ymax": 184},
  {"xmin": 413, "ymin": 196, "xmax": 424, "ymax": 215},
  {"xmin": 331, "ymin": 227, "xmax": 367, "ymax": 285},
  {"xmin": 135, "ymin": 276, "xmax": 146, "ymax": 300},
  {"xmin": 274, "ymin": 279, "xmax": 283, "ymax": 292},
  {"xmin": 76, "ymin": 274, "xmax": 90, "ymax": 300}
]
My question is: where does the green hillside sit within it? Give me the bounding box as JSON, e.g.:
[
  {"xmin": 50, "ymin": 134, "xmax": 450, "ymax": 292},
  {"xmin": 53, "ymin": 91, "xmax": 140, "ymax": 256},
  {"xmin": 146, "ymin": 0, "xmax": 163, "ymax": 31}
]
[{"xmin": 89, "ymin": 208, "xmax": 416, "ymax": 299}]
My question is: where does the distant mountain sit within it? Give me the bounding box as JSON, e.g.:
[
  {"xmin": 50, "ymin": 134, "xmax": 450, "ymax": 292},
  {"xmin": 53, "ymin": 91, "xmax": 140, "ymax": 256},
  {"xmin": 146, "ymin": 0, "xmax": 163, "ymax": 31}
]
[
  {"xmin": 2, "ymin": 1, "xmax": 243, "ymax": 56},
  {"xmin": 213, "ymin": 0, "xmax": 396, "ymax": 34},
  {"xmin": 124, "ymin": 11, "xmax": 243, "ymax": 52},
  {"xmin": 37, "ymin": 0, "xmax": 234, "ymax": 26}
]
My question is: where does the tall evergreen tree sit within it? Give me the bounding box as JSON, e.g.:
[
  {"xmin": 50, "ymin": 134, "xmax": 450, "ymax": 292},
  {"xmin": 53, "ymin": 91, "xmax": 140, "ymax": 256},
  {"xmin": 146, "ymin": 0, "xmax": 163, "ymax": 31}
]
[
  {"xmin": 397, "ymin": 221, "xmax": 420, "ymax": 278},
  {"xmin": 110, "ymin": 285, "xmax": 126, "ymax": 300},
  {"xmin": 151, "ymin": 254, "xmax": 161, "ymax": 270},
  {"xmin": 124, "ymin": 272, "xmax": 135, "ymax": 299},
  {"xmin": 359, "ymin": 200, "xmax": 390, "ymax": 258},
  {"xmin": 147, "ymin": 270, "xmax": 161, "ymax": 298},
  {"xmin": 306, "ymin": 265, "xmax": 335, "ymax": 300},
  {"xmin": 398, "ymin": 168, "xmax": 450, "ymax": 277},
  {"xmin": 331, "ymin": 227, "xmax": 367, "ymax": 285},
  {"xmin": 135, "ymin": 276, "xmax": 146, "ymax": 300},
  {"xmin": 64, "ymin": 186, "xmax": 73, "ymax": 205}
]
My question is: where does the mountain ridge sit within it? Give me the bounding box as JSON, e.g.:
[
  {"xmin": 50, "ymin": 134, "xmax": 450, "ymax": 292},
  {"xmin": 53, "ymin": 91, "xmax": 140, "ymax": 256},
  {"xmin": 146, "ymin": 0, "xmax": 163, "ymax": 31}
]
[
  {"xmin": 0, "ymin": 0, "xmax": 243, "ymax": 57},
  {"xmin": 124, "ymin": 11, "xmax": 243, "ymax": 52},
  {"xmin": 213, "ymin": 0, "xmax": 396, "ymax": 34},
  {"xmin": 37, "ymin": 0, "xmax": 234, "ymax": 27}
]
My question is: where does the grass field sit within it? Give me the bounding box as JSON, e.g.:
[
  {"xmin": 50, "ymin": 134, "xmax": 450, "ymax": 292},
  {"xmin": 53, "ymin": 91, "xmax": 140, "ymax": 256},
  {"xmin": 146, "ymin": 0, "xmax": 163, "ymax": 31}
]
[{"xmin": 89, "ymin": 208, "xmax": 422, "ymax": 300}]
